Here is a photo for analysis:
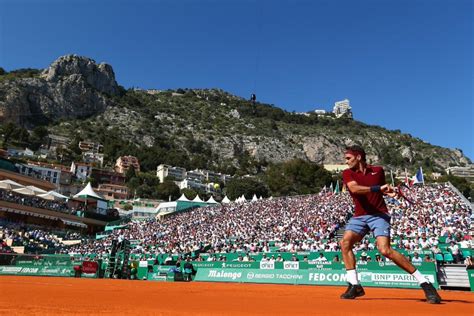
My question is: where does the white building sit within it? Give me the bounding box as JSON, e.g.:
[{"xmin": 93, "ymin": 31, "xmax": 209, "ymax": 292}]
[
  {"xmin": 333, "ymin": 99, "xmax": 352, "ymax": 118},
  {"xmin": 70, "ymin": 162, "xmax": 93, "ymax": 181},
  {"xmin": 157, "ymin": 164, "xmax": 186, "ymax": 183},
  {"xmin": 177, "ymin": 179, "xmax": 208, "ymax": 192}
]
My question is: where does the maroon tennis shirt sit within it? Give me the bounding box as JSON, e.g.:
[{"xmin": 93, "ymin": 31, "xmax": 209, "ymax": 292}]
[{"xmin": 342, "ymin": 165, "xmax": 389, "ymax": 217}]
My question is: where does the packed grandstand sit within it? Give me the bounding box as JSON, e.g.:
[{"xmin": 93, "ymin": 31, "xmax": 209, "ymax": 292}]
[{"xmin": 1, "ymin": 183, "xmax": 472, "ymax": 268}]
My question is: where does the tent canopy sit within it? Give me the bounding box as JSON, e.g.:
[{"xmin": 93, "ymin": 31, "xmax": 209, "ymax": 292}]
[
  {"xmin": 192, "ymin": 195, "xmax": 203, "ymax": 203},
  {"xmin": 13, "ymin": 187, "xmax": 36, "ymax": 196},
  {"xmin": 25, "ymin": 185, "xmax": 47, "ymax": 194},
  {"xmin": 177, "ymin": 193, "xmax": 190, "ymax": 201},
  {"xmin": 38, "ymin": 190, "xmax": 69, "ymax": 201},
  {"xmin": 221, "ymin": 196, "xmax": 231, "ymax": 204},
  {"xmin": 73, "ymin": 182, "xmax": 106, "ymax": 201},
  {"xmin": 206, "ymin": 196, "xmax": 218, "ymax": 204},
  {"xmin": 0, "ymin": 179, "xmax": 25, "ymax": 190}
]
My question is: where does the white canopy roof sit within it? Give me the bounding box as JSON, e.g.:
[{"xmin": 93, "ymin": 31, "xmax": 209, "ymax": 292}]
[
  {"xmin": 251, "ymin": 194, "xmax": 258, "ymax": 202},
  {"xmin": 221, "ymin": 196, "xmax": 231, "ymax": 204},
  {"xmin": 206, "ymin": 196, "xmax": 218, "ymax": 204},
  {"xmin": 0, "ymin": 179, "xmax": 25, "ymax": 190},
  {"xmin": 38, "ymin": 191, "xmax": 69, "ymax": 201},
  {"xmin": 192, "ymin": 195, "xmax": 203, "ymax": 203},
  {"xmin": 13, "ymin": 187, "xmax": 36, "ymax": 196},
  {"xmin": 177, "ymin": 193, "xmax": 190, "ymax": 201},
  {"xmin": 25, "ymin": 185, "xmax": 47, "ymax": 194},
  {"xmin": 73, "ymin": 182, "xmax": 106, "ymax": 201}
]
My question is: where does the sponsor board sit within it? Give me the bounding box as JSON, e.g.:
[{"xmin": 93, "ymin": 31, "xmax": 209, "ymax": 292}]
[
  {"xmin": 0, "ymin": 266, "xmax": 73, "ymax": 277},
  {"xmin": 195, "ymin": 268, "xmax": 438, "ymax": 289}
]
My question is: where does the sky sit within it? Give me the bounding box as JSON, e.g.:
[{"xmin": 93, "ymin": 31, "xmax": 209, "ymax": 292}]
[{"xmin": 1, "ymin": 0, "xmax": 472, "ymax": 160}]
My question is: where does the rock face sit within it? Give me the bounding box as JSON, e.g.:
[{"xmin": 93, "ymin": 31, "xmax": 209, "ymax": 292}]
[{"xmin": 0, "ymin": 55, "xmax": 120, "ymax": 126}]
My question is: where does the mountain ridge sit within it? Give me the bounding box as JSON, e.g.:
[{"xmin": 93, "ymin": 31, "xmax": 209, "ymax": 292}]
[{"xmin": 0, "ymin": 55, "xmax": 470, "ymax": 174}]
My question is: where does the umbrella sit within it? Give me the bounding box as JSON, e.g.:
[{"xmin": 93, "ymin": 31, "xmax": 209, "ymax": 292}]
[{"xmin": 0, "ymin": 179, "xmax": 25, "ymax": 190}]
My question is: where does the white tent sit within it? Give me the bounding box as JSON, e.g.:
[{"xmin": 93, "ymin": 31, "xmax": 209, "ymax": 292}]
[
  {"xmin": 25, "ymin": 185, "xmax": 47, "ymax": 194},
  {"xmin": 206, "ymin": 196, "xmax": 218, "ymax": 204},
  {"xmin": 177, "ymin": 193, "xmax": 190, "ymax": 201},
  {"xmin": 38, "ymin": 191, "xmax": 69, "ymax": 201},
  {"xmin": 240, "ymin": 194, "xmax": 247, "ymax": 203},
  {"xmin": 221, "ymin": 196, "xmax": 231, "ymax": 204},
  {"xmin": 259, "ymin": 196, "xmax": 263, "ymax": 200},
  {"xmin": 13, "ymin": 187, "xmax": 36, "ymax": 196},
  {"xmin": 73, "ymin": 182, "xmax": 105, "ymax": 200},
  {"xmin": 251, "ymin": 194, "xmax": 258, "ymax": 202},
  {"xmin": 192, "ymin": 195, "xmax": 203, "ymax": 203},
  {"xmin": 0, "ymin": 179, "xmax": 24, "ymax": 190}
]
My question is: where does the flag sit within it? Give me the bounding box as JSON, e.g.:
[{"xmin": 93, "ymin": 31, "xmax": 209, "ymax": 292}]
[
  {"xmin": 334, "ymin": 180, "xmax": 340, "ymax": 194},
  {"xmin": 329, "ymin": 182, "xmax": 333, "ymax": 192},
  {"xmin": 411, "ymin": 167, "xmax": 424, "ymax": 185}
]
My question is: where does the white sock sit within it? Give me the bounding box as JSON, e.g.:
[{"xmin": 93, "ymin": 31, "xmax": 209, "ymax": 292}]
[
  {"xmin": 411, "ymin": 269, "xmax": 428, "ymax": 285},
  {"xmin": 346, "ymin": 269, "xmax": 359, "ymax": 285}
]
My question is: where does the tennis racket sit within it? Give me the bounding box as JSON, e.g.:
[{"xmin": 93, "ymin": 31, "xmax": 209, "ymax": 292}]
[{"xmin": 395, "ymin": 183, "xmax": 419, "ymax": 206}]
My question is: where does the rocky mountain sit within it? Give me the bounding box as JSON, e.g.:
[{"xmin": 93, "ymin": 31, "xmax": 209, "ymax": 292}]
[
  {"xmin": 0, "ymin": 55, "xmax": 470, "ymax": 174},
  {"xmin": 0, "ymin": 55, "xmax": 120, "ymax": 126}
]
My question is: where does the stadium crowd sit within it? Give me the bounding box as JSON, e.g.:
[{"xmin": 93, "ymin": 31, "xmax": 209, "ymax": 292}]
[
  {"xmin": 60, "ymin": 183, "xmax": 471, "ymax": 263},
  {"xmin": 0, "ymin": 219, "xmax": 71, "ymax": 253},
  {"xmin": 0, "ymin": 188, "xmax": 73, "ymax": 214}
]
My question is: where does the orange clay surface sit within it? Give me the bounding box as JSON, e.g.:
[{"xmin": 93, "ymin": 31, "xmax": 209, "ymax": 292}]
[{"xmin": 0, "ymin": 276, "xmax": 473, "ymax": 316}]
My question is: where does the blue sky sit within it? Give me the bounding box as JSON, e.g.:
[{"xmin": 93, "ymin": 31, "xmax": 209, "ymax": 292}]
[{"xmin": 1, "ymin": 0, "xmax": 472, "ymax": 160}]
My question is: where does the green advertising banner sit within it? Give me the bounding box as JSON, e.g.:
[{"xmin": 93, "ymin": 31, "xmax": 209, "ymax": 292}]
[
  {"xmin": 467, "ymin": 268, "xmax": 474, "ymax": 292},
  {"xmin": 0, "ymin": 266, "xmax": 73, "ymax": 277},
  {"xmin": 194, "ymin": 268, "xmax": 438, "ymax": 289}
]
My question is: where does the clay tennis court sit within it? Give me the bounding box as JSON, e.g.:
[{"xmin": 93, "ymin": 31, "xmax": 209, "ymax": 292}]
[{"xmin": 0, "ymin": 276, "xmax": 472, "ymax": 315}]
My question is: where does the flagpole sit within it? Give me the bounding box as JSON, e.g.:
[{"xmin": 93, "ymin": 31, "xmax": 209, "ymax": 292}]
[{"xmin": 390, "ymin": 170, "xmax": 395, "ymax": 186}]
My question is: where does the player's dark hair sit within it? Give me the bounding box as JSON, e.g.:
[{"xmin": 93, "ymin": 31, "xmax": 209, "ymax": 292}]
[{"xmin": 345, "ymin": 145, "xmax": 366, "ymax": 162}]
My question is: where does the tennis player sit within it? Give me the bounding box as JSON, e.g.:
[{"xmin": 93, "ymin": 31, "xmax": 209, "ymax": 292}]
[{"xmin": 339, "ymin": 145, "xmax": 441, "ymax": 304}]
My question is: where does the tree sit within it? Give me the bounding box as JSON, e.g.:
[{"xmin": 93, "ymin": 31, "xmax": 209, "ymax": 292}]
[
  {"xmin": 1, "ymin": 123, "xmax": 18, "ymax": 148},
  {"xmin": 264, "ymin": 159, "xmax": 333, "ymax": 196},
  {"xmin": 125, "ymin": 166, "xmax": 137, "ymax": 182},
  {"xmin": 225, "ymin": 177, "xmax": 268, "ymax": 200},
  {"xmin": 181, "ymin": 188, "xmax": 197, "ymax": 200},
  {"xmin": 437, "ymin": 174, "xmax": 472, "ymax": 199},
  {"xmin": 156, "ymin": 180, "xmax": 180, "ymax": 201}
]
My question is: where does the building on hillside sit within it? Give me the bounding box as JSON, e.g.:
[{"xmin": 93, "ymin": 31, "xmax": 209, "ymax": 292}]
[
  {"xmin": 333, "ymin": 99, "xmax": 352, "ymax": 118},
  {"xmin": 446, "ymin": 165, "xmax": 474, "ymax": 183},
  {"xmin": 96, "ymin": 183, "xmax": 129, "ymax": 200},
  {"xmin": 177, "ymin": 179, "xmax": 208, "ymax": 192},
  {"xmin": 0, "ymin": 169, "xmax": 56, "ymax": 191},
  {"xmin": 314, "ymin": 109, "xmax": 327, "ymax": 115},
  {"xmin": 78, "ymin": 141, "xmax": 103, "ymax": 153},
  {"xmin": 83, "ymin": 152, "xmax": 104, "ymax": 167},
  {"xmin": 70, "ymin": 162, "xmax": 93, "ymax": 181},
  {"xmin": 115, "ymin": 156, "xmax": 140, "ymax": 174},
  {"xmin": 324, "ymin": 164, "xmax": 347, "ymax": 173},
  {"xmin": 7, "ymin": 148, "xmax": 35, "ymax": 158},
  {"xmin": 186, "ymin": 170, "xmax": 206, "ymax": 183},
  {"xmin": 91, "ymin": 168, "xmax": 126, "ymax": 186},
  {"xmin": 157, "ymin": 164, "xmax": 186, "ymax": 183},
  {"xmin": 48, "ymin": 134, "xmax": 70, "ymax": 149},
  {"xmin": 16, "ymin": 161, "xmax": 73, "ymax": 194}
]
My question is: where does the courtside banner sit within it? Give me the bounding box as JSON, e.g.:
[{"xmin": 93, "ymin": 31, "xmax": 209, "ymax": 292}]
[
  {"xmin": 467, "ymin": 268, "xmax": 474, "ymax": 292},
  {"xmin": 0, "ymin": 266, "xmax": 73, "ymax": 277},
  {"xmin": 194, "ymin": 268, "xmax": 439, "ymax": 289}
]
